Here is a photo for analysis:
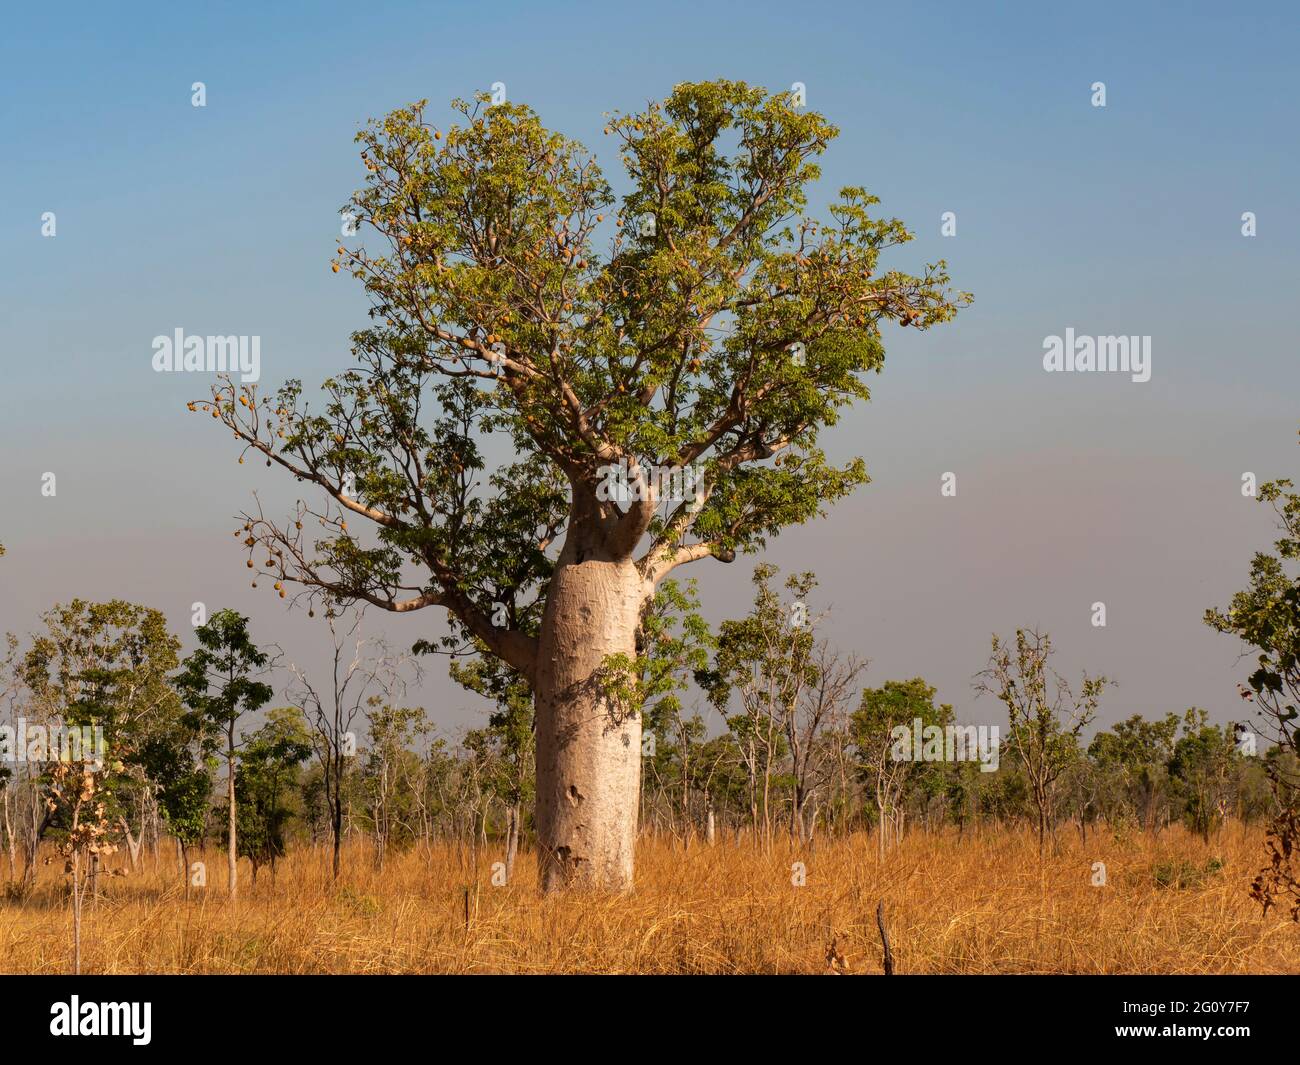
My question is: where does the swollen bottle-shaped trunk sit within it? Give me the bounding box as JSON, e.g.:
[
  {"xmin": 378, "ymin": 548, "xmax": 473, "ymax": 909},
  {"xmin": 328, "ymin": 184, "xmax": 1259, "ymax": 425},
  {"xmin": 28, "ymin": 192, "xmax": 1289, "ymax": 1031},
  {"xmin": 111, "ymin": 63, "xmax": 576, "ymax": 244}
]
[{"xmin": 534, "ymin": 557, "xmax": 647, "ymax": 892}]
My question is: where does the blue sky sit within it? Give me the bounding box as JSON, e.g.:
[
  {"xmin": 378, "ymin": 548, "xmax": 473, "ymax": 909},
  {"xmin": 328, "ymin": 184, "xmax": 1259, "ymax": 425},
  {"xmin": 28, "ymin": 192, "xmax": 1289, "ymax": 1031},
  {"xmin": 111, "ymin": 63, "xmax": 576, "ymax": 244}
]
[{"xmin": 1, "ymin": 0, "xmax": 1297, "ymax": 738}]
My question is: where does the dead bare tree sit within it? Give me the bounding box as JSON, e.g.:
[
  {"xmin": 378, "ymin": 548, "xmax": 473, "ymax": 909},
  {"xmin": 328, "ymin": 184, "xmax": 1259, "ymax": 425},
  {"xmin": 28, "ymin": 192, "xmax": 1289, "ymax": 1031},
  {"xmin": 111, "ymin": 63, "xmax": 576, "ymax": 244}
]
[
  {"xmin": 788, "ymin": 643, "xmax": 864, "ymax": 845},
  {"xmin": 288, "ymin": 608, "xmax": 410, "ymax": 880}
]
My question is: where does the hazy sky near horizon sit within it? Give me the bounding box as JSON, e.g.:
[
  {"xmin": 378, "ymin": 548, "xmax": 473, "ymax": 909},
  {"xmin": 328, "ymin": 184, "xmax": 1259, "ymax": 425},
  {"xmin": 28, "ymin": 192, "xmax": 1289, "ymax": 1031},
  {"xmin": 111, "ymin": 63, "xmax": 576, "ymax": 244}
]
[{"xmin": 1, "ymin": 0, "xmax": 1297, "ymax": 743}]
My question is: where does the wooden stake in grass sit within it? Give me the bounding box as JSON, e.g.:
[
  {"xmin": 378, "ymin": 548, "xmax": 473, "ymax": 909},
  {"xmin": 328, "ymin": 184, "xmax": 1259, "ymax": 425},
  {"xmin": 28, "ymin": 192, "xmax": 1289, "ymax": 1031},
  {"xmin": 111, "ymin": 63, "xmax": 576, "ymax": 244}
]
[{"xmin": 876, "ymin": 899, "xmax": 894, "ymax": 976}]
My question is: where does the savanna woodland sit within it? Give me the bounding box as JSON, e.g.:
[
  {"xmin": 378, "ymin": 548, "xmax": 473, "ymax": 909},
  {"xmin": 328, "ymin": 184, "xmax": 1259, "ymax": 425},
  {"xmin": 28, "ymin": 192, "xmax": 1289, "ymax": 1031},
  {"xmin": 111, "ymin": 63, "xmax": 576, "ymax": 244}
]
[{"xmin": 2, "ymin": 82, "xmax": 1298, "ymax": 975}]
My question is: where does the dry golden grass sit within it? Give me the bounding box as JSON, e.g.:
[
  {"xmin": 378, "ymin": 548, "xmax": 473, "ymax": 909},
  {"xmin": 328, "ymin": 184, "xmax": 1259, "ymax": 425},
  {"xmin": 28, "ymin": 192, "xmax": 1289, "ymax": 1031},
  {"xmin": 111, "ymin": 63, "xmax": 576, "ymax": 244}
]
[{"xmin": 1, "ymin": 823, "xmax": 1296, "ymax": 974}]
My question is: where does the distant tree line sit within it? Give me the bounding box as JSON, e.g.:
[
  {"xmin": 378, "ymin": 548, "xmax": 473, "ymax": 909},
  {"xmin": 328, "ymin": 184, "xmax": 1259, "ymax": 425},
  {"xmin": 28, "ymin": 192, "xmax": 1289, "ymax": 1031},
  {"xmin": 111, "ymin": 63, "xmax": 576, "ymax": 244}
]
[{"xmin": 1, "ymin": 469, "xmax": 1297, "ymax": 922}]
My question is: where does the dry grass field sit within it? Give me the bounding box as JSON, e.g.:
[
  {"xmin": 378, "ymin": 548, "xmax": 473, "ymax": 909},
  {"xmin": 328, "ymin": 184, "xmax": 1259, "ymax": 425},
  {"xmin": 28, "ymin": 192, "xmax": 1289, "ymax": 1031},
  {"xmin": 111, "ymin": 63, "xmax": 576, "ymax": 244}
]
[{"xmin": 2, "ymin": 824, "xmax": 1297, "ymax": 974}]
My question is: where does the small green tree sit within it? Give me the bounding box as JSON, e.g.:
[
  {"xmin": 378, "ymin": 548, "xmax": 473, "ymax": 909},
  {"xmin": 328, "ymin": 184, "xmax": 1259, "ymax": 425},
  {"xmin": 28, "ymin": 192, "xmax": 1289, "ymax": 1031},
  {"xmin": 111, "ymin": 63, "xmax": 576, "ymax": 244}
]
[
  {"xmin": 175, "ymin": 609, "xmax": 275, "ymax": 900},
  {"xmin": 976, "ymin": 629, "xmax": 1108, "ymax": 860},
  {"xmin": 703, "ymin": 565, "xmax": 818, "ymax": 844},
  {"xmin": 448, "ymin": 650, "xmax": 534, "ymax": 879},
  {"xmin": 141, "ymin": 727, "xmax": 212, "ymax": 896},
  {"xmin": 942, "ymin": 758, "xmax": 988, "ymax": 840},
  {"xmin": 360, "ymin": 703, "xmax": 428, "ymax": 870},
  {"xmin": 19, "ymin": 601, "xmax": 182, "ymax": 970},
  {"xmin": 1168, "ymin": 708, "xmax": 1239, "ymax": 843},
  {"xmin": 1207, "ymin": 465, "xmax": 1300, "ymax": 917},
  {"xmin": 852, "ymin": 678, "xmax": 953, "ymax": 858},
  {"xmin": 22, "ymin": 600, "xmax": 183, "ymax": 894},
  {"xmin": 1088, "ymin": 712, "xmax": 1180, "ymax": 833},
  {"xmin": 233, "ymin": 709, "xmax": 312, "ymax": 886}
]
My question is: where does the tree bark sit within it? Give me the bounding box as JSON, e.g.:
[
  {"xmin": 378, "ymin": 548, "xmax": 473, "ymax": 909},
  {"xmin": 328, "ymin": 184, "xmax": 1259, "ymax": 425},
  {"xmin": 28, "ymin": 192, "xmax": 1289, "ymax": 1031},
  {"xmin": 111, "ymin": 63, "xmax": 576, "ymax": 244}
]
[
  {"xmin": 876, "ymin": 796, "xmax": 887, "ymax": 861},
  {"xmin": 332, "ymin": 807, "xmax": 342, "ymax": 879},
  {"xmin": 1, "ymin": 787, "xmax": 14, "ymax": 879},
  {"xmin": 22, "ymin": 806, "xmax": 52, "ymax": 893},
  {"xmin": 119, "ymin": 817, "xmax": 142, "ymax": 871},
  {"xmin": 534, "ymin": 556, "xmax": 647, "ymax": 893},
  {"xmin": 226, "ymin": 727, "xmax": 238, "ymax": 900},
  {"xmin": 504, "ymin": 801, "xmax": 520, "ymax": 880}
]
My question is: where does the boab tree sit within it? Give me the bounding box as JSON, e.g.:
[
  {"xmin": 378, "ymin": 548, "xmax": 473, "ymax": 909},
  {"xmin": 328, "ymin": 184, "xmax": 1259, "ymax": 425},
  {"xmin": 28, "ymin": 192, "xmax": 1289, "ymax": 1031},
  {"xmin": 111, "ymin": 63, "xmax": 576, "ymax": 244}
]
[{"xmin": 194, "ymin": 80, "xmax": 968, "ymax": 891}]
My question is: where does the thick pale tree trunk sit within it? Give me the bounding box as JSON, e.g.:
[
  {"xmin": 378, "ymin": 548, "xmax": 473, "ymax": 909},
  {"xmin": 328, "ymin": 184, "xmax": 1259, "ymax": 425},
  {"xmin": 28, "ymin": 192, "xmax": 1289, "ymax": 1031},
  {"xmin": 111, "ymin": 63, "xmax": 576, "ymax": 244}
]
[
  {"xmin": 119, "ymin": 817, "xmax": 142, "ymax": 871},
  {"xmin": 534, "ymin": 556, "xmax": 648, "ymax": 893}
]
